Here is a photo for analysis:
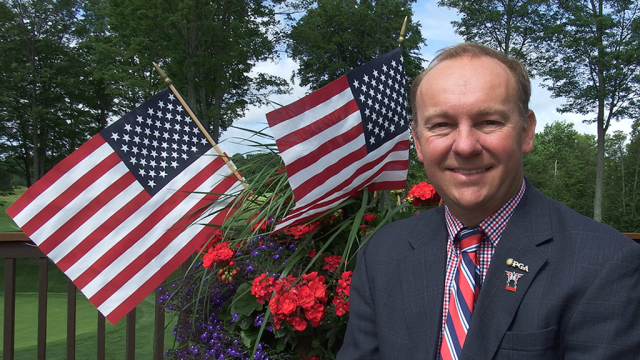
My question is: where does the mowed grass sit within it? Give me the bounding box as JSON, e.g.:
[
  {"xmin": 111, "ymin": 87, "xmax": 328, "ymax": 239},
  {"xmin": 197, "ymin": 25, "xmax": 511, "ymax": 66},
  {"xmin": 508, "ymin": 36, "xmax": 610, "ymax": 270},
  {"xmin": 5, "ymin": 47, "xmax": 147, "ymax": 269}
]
[
  {"xmin": 0, "ymin": 186, "xmax": 26, "ymax": 232},
  {"xmin": 0, "ymin": 260, "xmax": 180, "ymax": 360},
  {"xmin": 0, "ymin": 293, "xmax": 178, "ymax": 359}
]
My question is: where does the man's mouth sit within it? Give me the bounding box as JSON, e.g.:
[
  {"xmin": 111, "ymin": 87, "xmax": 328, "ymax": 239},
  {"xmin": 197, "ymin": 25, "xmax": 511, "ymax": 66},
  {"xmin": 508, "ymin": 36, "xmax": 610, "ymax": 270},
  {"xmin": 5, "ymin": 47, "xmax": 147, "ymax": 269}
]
[{"xmin": 451, "ymin": 168, "xmax": 489, "ymax": 175}]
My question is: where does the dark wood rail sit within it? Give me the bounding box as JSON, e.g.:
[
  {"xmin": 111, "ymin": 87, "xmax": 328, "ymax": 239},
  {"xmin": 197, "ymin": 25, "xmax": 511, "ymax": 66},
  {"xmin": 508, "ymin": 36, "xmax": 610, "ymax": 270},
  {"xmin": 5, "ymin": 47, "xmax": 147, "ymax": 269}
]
[{"xmin": 1, "ymin": 232, "xmax": 170, "ymax": 360}]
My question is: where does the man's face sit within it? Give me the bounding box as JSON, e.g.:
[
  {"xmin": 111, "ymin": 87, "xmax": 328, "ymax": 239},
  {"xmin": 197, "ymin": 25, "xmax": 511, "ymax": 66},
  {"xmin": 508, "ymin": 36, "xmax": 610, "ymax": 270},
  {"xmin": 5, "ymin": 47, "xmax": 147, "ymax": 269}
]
[{"xmin": 411, "ymin": 56, "xmax": 536, "ymax": 226}]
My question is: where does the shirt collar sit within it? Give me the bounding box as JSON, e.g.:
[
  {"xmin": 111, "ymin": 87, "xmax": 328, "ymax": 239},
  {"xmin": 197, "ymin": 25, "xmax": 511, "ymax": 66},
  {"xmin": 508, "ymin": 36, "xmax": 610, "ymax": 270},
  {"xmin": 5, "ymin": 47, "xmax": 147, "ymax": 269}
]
[{"xmin": 445, "ymin": 179, "xmax": 526, "ymax": 247}]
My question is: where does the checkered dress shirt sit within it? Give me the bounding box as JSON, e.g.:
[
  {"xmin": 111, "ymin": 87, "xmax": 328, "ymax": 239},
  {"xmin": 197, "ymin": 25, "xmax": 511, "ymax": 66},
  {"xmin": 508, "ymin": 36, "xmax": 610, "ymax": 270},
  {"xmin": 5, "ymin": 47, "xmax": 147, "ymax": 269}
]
[{"xmin": 438, "ymin": 179, "xmax": 526, "ymax": 351}]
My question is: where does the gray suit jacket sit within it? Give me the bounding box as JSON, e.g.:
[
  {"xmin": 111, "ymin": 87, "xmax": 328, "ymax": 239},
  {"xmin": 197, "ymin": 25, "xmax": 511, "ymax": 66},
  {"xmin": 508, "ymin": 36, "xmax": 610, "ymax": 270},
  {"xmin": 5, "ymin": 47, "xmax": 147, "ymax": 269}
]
[{"xmin": 337, "ymin": 182, "xmax": 640, "ymax": 359}]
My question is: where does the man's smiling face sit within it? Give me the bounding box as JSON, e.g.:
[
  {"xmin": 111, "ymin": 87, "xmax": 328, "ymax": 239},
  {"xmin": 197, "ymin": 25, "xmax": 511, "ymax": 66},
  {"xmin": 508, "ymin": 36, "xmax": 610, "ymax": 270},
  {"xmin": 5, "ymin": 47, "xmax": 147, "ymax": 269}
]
[{"xmin": 411, "ymin": 55, "xmax": 536, "ymax": 226}]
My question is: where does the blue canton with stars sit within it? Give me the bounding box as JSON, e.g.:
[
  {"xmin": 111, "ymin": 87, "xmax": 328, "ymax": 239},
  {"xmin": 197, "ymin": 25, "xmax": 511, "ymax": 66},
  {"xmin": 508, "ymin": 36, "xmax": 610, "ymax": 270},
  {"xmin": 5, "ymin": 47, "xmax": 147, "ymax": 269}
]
[
  {"xmin": 100, "ymin": 88, "xmax": 212, "ymax": 196},
  {"xmin": 346, "ymin": 47, "xmax": 409, "ymax": 153}
]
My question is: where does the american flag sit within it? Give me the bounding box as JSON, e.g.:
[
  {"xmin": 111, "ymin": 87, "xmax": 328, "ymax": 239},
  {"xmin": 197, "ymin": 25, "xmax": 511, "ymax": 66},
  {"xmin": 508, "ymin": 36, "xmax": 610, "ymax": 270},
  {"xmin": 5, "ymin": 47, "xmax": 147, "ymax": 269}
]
[
  {"xmin": 6, "ymin": 88, "xmax": 243, "ymax": 324},
  {"xmin": 266, "ymin": 47, "xmax": 410, "ymax": 229}
]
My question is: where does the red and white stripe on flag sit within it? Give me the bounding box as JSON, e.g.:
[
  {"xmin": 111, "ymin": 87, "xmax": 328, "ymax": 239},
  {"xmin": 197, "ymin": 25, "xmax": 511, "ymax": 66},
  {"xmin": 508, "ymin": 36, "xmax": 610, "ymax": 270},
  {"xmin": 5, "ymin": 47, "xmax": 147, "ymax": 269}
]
[
  {"xmin": 7, "ymin": 89, "xmax": 243, "ymax": 324},
  {"xmin": 267, "ymin": 47, "xmax": 410, "ymax": 229}
]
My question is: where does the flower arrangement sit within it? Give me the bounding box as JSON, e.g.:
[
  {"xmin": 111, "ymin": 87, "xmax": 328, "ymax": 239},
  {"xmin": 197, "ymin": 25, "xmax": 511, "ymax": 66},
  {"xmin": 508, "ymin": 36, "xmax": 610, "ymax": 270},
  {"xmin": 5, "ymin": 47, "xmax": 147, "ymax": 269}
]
[{"xmin": 159, "ymin": 156, "xmax": 440, "ymax": 360}]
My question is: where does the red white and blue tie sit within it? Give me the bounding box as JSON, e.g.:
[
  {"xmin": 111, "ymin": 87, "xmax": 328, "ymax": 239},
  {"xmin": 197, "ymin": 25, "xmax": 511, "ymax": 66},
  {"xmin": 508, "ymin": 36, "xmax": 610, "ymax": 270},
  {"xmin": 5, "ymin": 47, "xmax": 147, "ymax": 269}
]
[{"xmin": 440, "ymin": 228, "xmax": 484, "ymax": 360}]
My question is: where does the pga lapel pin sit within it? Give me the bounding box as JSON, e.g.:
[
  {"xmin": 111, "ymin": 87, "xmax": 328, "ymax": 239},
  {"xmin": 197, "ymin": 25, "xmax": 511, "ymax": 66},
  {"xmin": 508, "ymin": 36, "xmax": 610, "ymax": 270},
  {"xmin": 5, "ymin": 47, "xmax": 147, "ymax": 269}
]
[
  {"xmin": 505, "ymin": 258, "xmax": 528, "ymax": 292},
  {"xmin": 506, "ymin": 258, "xmax": 529, "ymax": 272},
  {"xmin": 505, "ymin": 270, "xmax": 524, "ymax": 292}
]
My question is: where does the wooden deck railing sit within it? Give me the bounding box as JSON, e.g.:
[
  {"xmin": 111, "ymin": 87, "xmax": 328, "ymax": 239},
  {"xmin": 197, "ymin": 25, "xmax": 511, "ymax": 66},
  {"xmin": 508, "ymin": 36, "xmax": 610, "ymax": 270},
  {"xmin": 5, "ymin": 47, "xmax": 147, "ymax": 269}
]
[{"xmin": 1, "ymin": 232, "xmax": 173, "ymax": 360}]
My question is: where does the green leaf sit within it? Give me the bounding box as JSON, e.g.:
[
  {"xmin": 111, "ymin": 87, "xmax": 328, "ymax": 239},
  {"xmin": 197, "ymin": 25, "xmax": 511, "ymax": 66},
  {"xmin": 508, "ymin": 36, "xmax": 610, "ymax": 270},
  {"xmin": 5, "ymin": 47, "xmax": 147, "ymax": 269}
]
[
  {"xmin": 231, "ymin": 282, "xmax": 263, "ymax": 316},
  {"xmin": 240, "ymin": 329, "xmax": 259, "ymax": 348},
  {"xmin": 276, "ymin": 335, "xmax": 287, "ymax": 352}
]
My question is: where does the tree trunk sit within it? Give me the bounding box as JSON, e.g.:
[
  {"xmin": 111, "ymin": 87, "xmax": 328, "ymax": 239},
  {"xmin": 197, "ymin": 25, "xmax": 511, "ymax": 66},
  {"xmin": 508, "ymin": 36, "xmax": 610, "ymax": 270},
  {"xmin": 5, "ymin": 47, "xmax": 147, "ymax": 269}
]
[
  {"xmin": 632, "ymin": 144, "xmax": 640, "ymax": 218},
  {"xmin": 620, "ymin": 148, "xmax": 626, "ymax": 215},
  {"xmin": 592, "ymin": 0, "xmax": 605, "ymax": 223},
  {"xmin": 198, "ymin": 84, "xmax": 209, "ymax": 135},
  {"xmin": 211, "ymin": 86, "xmax": 223, "ymax": 144}
]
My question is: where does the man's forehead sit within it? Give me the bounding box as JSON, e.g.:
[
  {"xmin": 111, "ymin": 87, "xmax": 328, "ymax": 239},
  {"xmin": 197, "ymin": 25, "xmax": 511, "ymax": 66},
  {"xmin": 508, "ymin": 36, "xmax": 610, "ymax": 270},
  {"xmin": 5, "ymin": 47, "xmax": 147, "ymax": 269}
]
[
  {"xmin": 426, "ymin": 54, "xmax": 508, "ymax": 75},
  {"xmin": 416, "ymin": 56, "xmax": 518, "ymax": 106},
  {"xmin": 419, "ymin": 106, "xmax": 512, "ymax": 123}
]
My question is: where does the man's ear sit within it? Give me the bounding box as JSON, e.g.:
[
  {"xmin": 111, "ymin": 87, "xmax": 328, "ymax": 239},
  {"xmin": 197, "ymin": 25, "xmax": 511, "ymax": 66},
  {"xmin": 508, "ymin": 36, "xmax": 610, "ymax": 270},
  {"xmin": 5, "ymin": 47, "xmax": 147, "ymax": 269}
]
[
  {"xmin": 411, "ymin": 128, "xmax": 424, "ymax": 163},
  {"xmin": 522, "ymin": 110, "xmax": 536, "ymax": 154}
]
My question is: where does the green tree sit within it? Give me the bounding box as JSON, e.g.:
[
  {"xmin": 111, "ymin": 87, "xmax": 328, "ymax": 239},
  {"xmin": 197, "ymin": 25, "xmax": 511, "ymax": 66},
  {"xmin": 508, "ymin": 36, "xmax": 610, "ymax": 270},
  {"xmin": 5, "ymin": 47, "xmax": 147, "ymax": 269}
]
[
  {"xmin": 524, "ymin": 121, "xmax": 597, "ymax": 217},
  {"xmin": 540, "ymin": 0, "xmax": 640, "ymax": 222},
  {"xmin": 0, "ymin": 0, "xmax": 94, "ymax": 185},
  {"xmin": 230, "ymin": 151, "xmax": 282, "ymax": 182},
  {"xmin": 74, "ymin": 0, "xmax": 148, "ymax": 131},
  {"xmin": 438, "ymin": 0, "xmax": 555, "ymax": 70},
  {"xmin": 406, "ymin": 137, "xmax": 427, "ymax": 190},
  {"xmin": 602, "ymin": 130, "xmax": 632, "ymax": 230},
  {"xmin": 288, "ymin": 0, "xmax": 426, "ymax": 91},
  {"xmin": 105, "ymin": 0, "xmax": 291, "ymax": 143},
  {"xmin": 617, "ymin": 118, "xmax": 640, "ymax": 230}
]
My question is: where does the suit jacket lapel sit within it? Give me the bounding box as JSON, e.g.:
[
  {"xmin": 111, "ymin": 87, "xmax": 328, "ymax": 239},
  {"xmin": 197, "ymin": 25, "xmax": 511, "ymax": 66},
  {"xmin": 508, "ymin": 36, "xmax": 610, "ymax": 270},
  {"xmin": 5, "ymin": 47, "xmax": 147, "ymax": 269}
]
[
  {"xmin": 400, "ymin": 208, "xmax": 448, "ymax": 360},
  {"xmin": 461, "ymin": 183, "xmax": 553, "ymax": 360}
]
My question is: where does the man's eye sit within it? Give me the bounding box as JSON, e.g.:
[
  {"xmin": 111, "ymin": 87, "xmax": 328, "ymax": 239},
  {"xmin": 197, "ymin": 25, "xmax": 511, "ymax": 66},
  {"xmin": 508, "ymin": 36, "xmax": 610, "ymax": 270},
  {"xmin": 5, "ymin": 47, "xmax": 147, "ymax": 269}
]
[
  {"xmin": 432, "ymin": 123, "xmax": 450, "ymax": 129},
  {"xmin": 483, "ymin": 120, "xmax": 499, "ymax": 126}
]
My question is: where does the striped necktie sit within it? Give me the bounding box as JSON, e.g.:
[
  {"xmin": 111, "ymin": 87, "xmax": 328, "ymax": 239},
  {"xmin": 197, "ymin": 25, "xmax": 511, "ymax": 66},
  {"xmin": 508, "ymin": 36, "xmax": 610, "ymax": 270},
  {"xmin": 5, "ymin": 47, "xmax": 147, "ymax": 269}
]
[{"xmin": 440, "ymin": 228, "xmax": 484, "ymax": 360}]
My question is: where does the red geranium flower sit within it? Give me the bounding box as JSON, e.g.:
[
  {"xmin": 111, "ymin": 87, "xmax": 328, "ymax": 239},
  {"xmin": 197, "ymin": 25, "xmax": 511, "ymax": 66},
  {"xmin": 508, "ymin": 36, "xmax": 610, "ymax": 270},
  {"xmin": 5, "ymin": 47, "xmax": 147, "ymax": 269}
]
[
  {"xmin": 249, "ymin": 213, "xmax": 272, "ymax": 232},
  {"xmin": 362, "ymin": 214, "xmax": 376, "ymax": 222},
  {"xmin": 251, "ymin": 273, "xmax": 276, "ymax": 304},
  {"xmin": 333, "ymin": 270, "xmax": 353, "ymax": 316},
  {"xmin": 304, "ymin": 303, "xmax": 325, "ymax": 326},
  {"xmin": 202, "ymin": 242, "xmax": 234, "ymax": 269},
  {"xmin": 258, "ymin": 271, "xmax": 328, "ymax": 331},
  {"xmin": 323, "ymin": 255, "xmax": 343, "ymax": 272},
  {"xmin": 405, "ymin": 182, "xmax": 441, "ymax": 206},
  {"xmin": 288, "ymin": 315, "xmax": 307, "ymax": 331},
  {"xmin": 283, "ymin": 221, "xmax": 321, "ymax": 239}
]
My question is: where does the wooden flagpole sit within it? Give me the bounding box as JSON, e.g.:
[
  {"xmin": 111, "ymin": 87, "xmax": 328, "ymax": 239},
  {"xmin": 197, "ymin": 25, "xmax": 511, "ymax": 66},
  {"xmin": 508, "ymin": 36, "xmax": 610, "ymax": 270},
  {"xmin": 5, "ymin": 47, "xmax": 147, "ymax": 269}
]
[{"xmin": 152, "ymin": 62, "xmax": 247, "ymax": 188}]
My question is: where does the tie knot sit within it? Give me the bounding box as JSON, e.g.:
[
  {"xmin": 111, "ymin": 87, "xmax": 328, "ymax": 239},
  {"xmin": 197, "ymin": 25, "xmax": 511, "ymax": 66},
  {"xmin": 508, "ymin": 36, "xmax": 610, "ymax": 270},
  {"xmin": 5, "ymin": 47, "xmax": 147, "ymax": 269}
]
[{"xmin": 457, "ymin": 228, "xmax": 483, "ymax": 252}]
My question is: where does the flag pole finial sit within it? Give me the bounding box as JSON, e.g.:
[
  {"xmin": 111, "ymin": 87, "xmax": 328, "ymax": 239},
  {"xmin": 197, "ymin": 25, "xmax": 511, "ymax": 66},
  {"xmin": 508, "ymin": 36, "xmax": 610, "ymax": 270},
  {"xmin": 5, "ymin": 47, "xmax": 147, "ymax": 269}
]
[
  {"xmin": 152, "ymin": 62, "xmax": 173, "ymax": 86},
  {"xmin": 398, "ymin": 16, "xmax": 408, "ymax": 47}
]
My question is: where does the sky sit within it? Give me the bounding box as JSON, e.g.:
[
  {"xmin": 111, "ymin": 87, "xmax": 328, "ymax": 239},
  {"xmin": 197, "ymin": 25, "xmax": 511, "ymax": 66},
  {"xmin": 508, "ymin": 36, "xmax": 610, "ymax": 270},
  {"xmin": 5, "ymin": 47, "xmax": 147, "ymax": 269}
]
[{"xmin": 217, "ymin": 0, "xmax": 633, "ymax": 156}]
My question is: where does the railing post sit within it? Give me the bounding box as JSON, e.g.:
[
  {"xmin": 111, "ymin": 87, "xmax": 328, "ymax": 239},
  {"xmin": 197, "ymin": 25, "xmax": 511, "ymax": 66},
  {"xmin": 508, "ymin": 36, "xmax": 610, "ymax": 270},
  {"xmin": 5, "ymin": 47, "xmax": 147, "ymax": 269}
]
[
  {"xmin": 154, "ymin": 289, "xmax": 165, "ymax": 360},
  {"xmin": 3, "ymin": 258, "xmax": 16, "ymax": 360},
  {"xmin": 67, "ymin": 279, "xmax": 76, "ymax": 360},
  {"xmin": 126, "ymin": 309, "xmax": 136, "ymax": 360},
  {"xmin": 37, "ymin": 257, "xmax": 48, "ymax": 360},
  {"xmin": 98, "ymin": 312, "xmax": 106, "ymax": 360}
]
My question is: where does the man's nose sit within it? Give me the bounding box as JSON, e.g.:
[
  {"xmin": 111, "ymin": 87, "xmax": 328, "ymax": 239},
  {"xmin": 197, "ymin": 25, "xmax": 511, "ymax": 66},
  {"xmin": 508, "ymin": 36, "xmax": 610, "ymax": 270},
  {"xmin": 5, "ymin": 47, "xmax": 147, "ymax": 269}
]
[{"xmin": 451, "ymin": 126, "xmax": 482, "ymax": 157}]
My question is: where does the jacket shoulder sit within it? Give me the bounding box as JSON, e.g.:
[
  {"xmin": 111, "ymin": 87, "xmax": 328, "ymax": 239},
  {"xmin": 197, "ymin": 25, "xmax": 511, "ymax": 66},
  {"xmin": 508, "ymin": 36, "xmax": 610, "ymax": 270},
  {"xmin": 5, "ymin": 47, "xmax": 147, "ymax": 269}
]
[{"xmin": 362, "ymin": 207, "xmax": 446, "ymax": 256}]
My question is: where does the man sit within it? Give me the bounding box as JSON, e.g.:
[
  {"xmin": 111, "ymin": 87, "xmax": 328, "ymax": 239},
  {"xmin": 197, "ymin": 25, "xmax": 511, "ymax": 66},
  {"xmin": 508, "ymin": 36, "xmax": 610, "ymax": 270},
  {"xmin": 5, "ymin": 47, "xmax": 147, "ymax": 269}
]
[{"xmin": 336, "ymin": 43, "xmax": 640, "ymax": 359}]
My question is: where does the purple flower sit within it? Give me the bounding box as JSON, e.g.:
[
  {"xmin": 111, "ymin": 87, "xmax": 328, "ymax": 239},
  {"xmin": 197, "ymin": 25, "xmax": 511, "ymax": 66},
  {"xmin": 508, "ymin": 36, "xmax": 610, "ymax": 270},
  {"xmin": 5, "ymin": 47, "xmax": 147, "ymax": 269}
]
[{"xmin": 254, "ymin": 314, "xmax": 264, "ymax": 327}]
